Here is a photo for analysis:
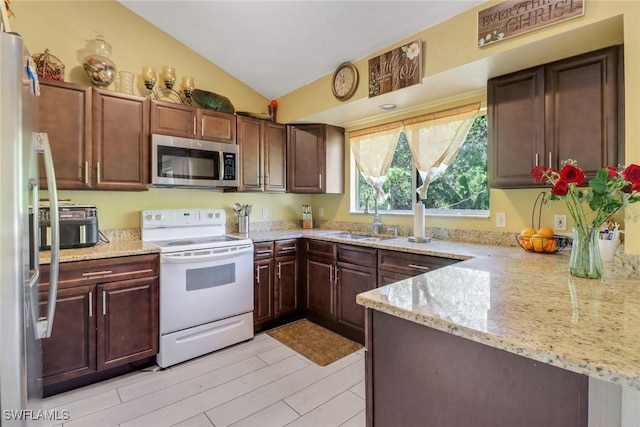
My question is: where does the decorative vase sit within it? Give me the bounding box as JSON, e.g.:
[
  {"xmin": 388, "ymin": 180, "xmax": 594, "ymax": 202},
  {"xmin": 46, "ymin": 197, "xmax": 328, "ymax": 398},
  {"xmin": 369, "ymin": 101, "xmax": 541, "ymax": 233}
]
[
  {"xmin": 569, "ymin": 226, "xmax": 603, "ymax": 279},
  {"xmin": 81, "ymin": 34, "xmax": 117, "ymax": 87}
]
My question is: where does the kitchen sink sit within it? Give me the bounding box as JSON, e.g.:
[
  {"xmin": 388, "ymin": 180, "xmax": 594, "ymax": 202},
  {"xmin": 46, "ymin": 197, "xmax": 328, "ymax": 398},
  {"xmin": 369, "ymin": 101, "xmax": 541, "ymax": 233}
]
[{"xmin": 325, "ymin": 232, "xmax": 396, "ymax": 241}]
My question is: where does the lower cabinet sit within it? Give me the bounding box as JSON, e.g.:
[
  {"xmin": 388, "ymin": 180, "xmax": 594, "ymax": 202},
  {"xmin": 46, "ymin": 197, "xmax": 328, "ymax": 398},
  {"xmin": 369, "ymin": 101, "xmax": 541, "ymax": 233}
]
[
  {"xmin": 366, "ymin": 309, "xmax": 588, "ymax": 426},
  {"xmin": 305, "ymin": 240, "xmax": 337, "ymax": 323},
  {"xmin": 377, "ymin": 249, "xmax": 460, "ymax": 286},
  {"xmin": 39, "ymin": 254, "xmax": 159, "ymax": 392},
  {"xmin": 336, "ymin": 244, "xmax": 377, "ymax": 343},
  {"xmin": 305, "ymin": 241, "xmax": 377, "ymax": 344},
  {"xmin": 253, "ymin": 240, "xmax": 302, "ymax": 332}
]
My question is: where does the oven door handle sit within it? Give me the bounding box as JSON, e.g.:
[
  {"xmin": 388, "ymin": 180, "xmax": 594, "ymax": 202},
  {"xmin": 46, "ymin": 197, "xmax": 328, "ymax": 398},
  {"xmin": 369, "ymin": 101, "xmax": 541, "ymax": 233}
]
[{"xmin": 160, "ymin": 245, "xmax": 253, "ymax": 264}]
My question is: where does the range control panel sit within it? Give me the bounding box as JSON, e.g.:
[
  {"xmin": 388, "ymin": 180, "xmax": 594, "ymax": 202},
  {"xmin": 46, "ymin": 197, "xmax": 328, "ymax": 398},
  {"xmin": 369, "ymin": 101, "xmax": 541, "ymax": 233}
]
[{"xmin": 141, "ymin": 209, "xmax": 226, "ymax": 229}]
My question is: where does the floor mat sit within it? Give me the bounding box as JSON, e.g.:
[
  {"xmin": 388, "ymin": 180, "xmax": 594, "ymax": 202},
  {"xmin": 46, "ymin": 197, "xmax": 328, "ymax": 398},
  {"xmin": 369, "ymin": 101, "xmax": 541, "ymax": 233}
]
[{"xmin": 266, "ymin": 320, "xmax": 363, "ymax": 366}]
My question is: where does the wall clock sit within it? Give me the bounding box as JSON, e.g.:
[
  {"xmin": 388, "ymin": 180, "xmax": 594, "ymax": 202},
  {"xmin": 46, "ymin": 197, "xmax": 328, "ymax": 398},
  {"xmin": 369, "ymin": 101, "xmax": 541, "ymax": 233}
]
[{"xmin": 331, "ymin": 62, "xmax": 358, "ymax": 101}]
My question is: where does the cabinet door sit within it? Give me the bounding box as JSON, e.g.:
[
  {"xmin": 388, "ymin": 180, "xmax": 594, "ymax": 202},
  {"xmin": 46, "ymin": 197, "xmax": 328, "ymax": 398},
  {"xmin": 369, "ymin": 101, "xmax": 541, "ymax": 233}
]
[
  {"xmin": 336, "ymin": 261, "xmax": 376, "ymax": 340},
  {"xmin": 287, "ymin": 124, "xmax": 325, "ymax": 193},
  {"xmin": 237, "ymin": 116, "xmax": 263, "ymax": 191},
  {"xmin": 93, "ymin": 89, "xmax": 150, "ymax": 190},
  {"xmin": 275, "ymin": 255, "xmax": 298, "ymax": 317},
  {"xmin": 97, "ymin": 277, "xmax": 159, "ymax": 371},
  {"xmin": 199, "ymin": 109, "xmax": 236, "ymax": 143},
  {"xmin": 38, "ymin": 81, "xmax": 92, "ymax": 189},
  {"xmin": 264, "ymin": 122, "xmax": 287, "ymax": 193},
  {"xmin": 546, "ymin": 46, "xmax": 622, "ymax": 176},
  {"xmin": 254, "ymin": 258, "xmax": 274, "ymax": 327},
  {"xmin": 305, "ymin": 255, "xmax": 335, "ymax": 320},
  {"xmin": 487, "ymin": 66, "xmax": 545, "ymax": 188},
  {"xmin": 149, "ymin": 100, "xmax": 195, "ymax": 138},
  {"xmin": 40, "ymin": 285, "xmax": 96, "ymax": 385}
]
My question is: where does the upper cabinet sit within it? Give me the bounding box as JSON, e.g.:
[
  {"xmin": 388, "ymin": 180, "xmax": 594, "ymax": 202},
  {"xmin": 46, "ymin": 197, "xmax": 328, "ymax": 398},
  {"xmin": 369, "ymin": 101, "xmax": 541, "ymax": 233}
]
[
  {"xmin": 38, "ymin": 81, "xmax": 92, "ymax": 190},
  {"xmin": 237, "ymin": 116, "xmax": 286, "ymax": 192},
  {"xmin": 488, "ymin": 45, "xmax": 624, "ymax": 188},
  {"xmin": 149, "ymin": 99, "xmax": 236, "ymax": 143},
  {"xmin": 287, "ymin": 124, "xmax": 345, "ymax": 193},
  {"xmin": 92, "ymin": 89, "xmax": 150, "ymax": 191},
  {"xmin": 39, "ymin": 81, "xmax": 150, "ymax": 191}
]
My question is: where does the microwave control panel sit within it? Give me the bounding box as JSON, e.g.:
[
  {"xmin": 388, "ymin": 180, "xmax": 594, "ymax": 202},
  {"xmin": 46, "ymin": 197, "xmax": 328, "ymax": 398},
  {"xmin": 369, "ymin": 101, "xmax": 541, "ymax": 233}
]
[{"xmin": 223, "ymin": 152, "xmax": 236, "ymax": 180}]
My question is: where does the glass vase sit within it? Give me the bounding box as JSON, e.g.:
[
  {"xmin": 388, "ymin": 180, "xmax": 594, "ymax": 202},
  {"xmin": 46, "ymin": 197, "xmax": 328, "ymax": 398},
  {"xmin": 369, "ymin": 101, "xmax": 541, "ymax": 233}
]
[{"xmin": 569, "ymin": 226, "xmax": 603, "ymax": 279}]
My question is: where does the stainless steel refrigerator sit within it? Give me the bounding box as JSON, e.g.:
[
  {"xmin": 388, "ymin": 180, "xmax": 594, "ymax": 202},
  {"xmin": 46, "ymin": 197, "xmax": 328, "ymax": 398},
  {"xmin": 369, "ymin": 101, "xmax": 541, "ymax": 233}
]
[{"xmin": 0, "ymin": 31, "xmax": 60, "ymax": 425}]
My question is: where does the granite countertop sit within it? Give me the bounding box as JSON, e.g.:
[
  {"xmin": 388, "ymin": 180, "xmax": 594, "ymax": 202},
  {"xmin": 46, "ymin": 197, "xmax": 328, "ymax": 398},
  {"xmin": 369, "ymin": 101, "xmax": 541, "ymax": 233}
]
[
  {"xmin": 40, "ymin": 228, "xmax": 640, "ymax": 390},
  {"xmin": 351, "ymin": 238, "xmax": 640, "ymax": 391},
  {"xmin": 39, "ymin": 240, "xmax": 159, "ymax": 264}
]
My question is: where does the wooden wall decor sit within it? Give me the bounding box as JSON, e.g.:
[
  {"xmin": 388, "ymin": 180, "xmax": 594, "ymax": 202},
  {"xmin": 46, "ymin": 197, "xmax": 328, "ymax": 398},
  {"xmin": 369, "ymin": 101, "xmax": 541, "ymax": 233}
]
[
  {"xmin": 368, "ymin": 39, "xmax": 422, "ymax": 98},
  {"xmin": 478, "ymin": 0, "xmax": 584, "ymax": 47}
]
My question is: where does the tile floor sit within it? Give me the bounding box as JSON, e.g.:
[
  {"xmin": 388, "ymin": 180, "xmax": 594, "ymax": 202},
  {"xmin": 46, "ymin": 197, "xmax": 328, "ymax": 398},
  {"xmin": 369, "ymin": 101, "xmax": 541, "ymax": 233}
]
[{"xmin": 36, "ymin": 333, "xmax": 366, "ymax": 427}]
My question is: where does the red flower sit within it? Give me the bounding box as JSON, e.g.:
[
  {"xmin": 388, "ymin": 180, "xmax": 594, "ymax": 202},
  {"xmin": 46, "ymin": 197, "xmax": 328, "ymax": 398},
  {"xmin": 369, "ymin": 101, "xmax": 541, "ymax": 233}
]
[
  {"xmin": 607, "ymin": 166, "xmax": 618, "ymax": 178},
  {"xmin": 531, "ymin": 165, "xmax": 551, "ymax": 183},
  {"xmin": 622, "ymin": 164, "xmax": 640, "ymax": 192},
  {"xmin": 559, "ymin": 164, "xmax": 584, "ymax": 185},
  {"xmin": 551, "ymin": 179, "xmax": 569, "ymax": 196}
]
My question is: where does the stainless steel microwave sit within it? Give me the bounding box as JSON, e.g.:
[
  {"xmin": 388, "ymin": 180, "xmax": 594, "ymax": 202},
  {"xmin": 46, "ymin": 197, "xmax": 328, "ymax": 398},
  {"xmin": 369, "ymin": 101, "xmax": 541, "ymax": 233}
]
[{"xmin": 151, "ymin": 134, "xmax": 239, "ymax": 188}]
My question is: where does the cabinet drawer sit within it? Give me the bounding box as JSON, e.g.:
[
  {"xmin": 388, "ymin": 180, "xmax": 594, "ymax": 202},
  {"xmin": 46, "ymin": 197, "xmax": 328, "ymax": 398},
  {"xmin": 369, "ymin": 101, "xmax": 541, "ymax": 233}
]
[
  {"xmin": 338, "ymin": 244, "xmax": 376, "ymax": 268},
  {"xmin": 378, "ymin": 250, "xmax": 458, "ymax": 276},
  {"xmin": 306, "ymin": 240, "xmax": 337, "ymax": 259},
  {"xmin": 39, "ymin": 254, "xmax": 159, "ymax": 291},
  {"xmin": 254, "ymin": 242, "xmax": 274, "ymax": 260},
  {"xmin": 275, "ymin": 239, "xmax": 298, "ymax": 257}
]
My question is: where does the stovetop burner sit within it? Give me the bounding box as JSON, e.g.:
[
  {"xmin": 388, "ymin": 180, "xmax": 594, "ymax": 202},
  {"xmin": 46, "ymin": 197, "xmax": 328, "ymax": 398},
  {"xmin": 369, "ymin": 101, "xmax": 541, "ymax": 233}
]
[{"xmin": 141, "ymin": 209, "xmax": 252, "ymax": 253}]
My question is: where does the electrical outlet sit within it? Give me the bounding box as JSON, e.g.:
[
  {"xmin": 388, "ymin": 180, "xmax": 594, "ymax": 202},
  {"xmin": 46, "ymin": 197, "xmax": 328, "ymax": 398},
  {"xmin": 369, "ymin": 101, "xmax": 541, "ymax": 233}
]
[
  {"xmin": 262, "ymin": 208, "xmax": 269, "ymax": 219},
  {"xmin": 554, "ymin": 214, "xmax": 567, "ymax": 231},
  {"xmin": 318, "ymin": 207, "xmax": 324, "ymax": 217},
  {"xmin": 495, "ymin": 212, "xmax": 506, "ymax": 228}
]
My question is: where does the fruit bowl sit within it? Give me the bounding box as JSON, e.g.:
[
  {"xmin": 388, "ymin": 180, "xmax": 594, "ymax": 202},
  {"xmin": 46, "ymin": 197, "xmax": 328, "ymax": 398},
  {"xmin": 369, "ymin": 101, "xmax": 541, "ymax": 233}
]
[{"xmin": 516, "ymin": 234, "xmax": 571, "ymax": 254}]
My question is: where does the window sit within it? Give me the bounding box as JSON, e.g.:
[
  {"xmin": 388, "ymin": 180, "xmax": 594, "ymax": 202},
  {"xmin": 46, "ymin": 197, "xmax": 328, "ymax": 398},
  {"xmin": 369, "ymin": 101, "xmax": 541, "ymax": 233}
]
[{"xmin": 354, "ymin": 112, "xmax": 489, "ymax": 216}]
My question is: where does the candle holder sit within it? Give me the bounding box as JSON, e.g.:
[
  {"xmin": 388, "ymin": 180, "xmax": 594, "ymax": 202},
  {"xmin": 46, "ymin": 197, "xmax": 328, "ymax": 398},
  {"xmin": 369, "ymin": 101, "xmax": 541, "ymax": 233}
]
[{"xmin": 142, "ymin": 65, "xmax": 193, "ymax": 105}]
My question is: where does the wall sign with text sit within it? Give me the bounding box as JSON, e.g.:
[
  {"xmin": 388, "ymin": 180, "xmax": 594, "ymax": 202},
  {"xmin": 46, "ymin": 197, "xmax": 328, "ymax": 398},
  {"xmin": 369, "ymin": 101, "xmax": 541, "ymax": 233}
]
[
  {"xmin": 368, "ymin": 39, "xmax": 422, "ymax": 97},
  {"xmin": 478, "ymin": 0, "xmax": 584, "ymax": 47}
]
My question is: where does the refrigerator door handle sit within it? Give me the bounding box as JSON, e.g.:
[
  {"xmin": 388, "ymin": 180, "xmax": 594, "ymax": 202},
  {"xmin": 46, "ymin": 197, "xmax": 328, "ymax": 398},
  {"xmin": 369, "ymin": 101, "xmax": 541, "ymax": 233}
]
[{"xmin": 34, "ymin": 132, "xmax": 59, "ymax": 339}]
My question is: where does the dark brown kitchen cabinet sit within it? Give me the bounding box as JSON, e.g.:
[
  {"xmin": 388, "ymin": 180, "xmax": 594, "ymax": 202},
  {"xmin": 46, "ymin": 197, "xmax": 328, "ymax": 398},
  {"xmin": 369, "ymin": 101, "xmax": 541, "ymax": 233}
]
[
  {"xmin": 274, "ymin": 240, "xmax": 299, "ymax": 317},
  {"xmin": 488, "ymin": 45, "xmax": 623, "ymax": 188},
  {"xmin": 253, "ymin": 242, "xmax": 275, "ymax": 330},
  {"xmin": 253, "ymin": 240, "xmax": 302, "ymax": 332},
  {"xmin": 39, "ymin": 254, "xmax": 159, "ymax": 393},
  {"xmin": 365, "ymin": 309, "xmax": 588, "ymax": 426},
  {"xmin": 237, "ymin": 116, "xmax": 286, "ymax": 192},
  {"xmin": 39, "ymin": 285, "xmax": 96, "ymax": 386},
  {"xmin": 97, "ymin": 277, "xmax": 159, "ymax": 371},
  {"xmin": 38, "ymin": 80, "xmax": 92, "ymax": 189},
  {"xmin": 287, "ymin": 124, "xmax": 344, "ymax": 193},
  {"xmin": 150, "ymin": 99, "xmax": 236, "ymax": 143},
  {"xmin": 377, "ymin": 249, "xmax": 460, "ymax": 287},
  {"xmin": 336, "ymin": 244, "xmax": 377, "ymax": 344},
  {"xmin": 38, "ymin": 81, "xmax": 150, "ymax": 190},
  {"xmin": 305, "ymin": 240, "xmax": 337, "ymax": 322},
  {"xmin": 92, "ymin": 88, "xmax": 150, "ymax": 190}
]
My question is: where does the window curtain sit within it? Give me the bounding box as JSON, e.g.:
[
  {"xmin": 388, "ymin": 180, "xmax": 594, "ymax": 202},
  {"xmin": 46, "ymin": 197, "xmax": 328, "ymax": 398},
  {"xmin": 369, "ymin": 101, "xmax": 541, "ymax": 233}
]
[
  {"xmin": 403, "ymin": 103, "xmax": 480, "ymax": 201},
  {"xmin": 349, "ymin": 123, "xmax": 402, "ymax": 204}
]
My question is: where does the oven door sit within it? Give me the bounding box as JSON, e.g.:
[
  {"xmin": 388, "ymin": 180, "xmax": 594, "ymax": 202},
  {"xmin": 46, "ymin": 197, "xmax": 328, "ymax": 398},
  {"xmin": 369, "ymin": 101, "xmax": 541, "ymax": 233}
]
[{"xmin": 159, "ymin": 244, "xmax": 253, "ymax": 335}]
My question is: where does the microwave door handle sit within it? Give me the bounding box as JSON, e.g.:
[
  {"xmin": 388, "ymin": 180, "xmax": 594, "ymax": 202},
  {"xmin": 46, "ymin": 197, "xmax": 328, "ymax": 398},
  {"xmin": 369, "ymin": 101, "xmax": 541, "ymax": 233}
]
[{"xmin": 35, "ymin": 133, "xmax": 60, "ymax": 339}]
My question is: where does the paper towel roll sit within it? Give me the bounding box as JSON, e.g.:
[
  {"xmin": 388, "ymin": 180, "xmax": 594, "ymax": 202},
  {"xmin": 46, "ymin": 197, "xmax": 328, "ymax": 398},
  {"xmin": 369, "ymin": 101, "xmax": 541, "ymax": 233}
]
[{"xmin": 414, "ymin": 203, "xmax": 425, "ymax": 238}]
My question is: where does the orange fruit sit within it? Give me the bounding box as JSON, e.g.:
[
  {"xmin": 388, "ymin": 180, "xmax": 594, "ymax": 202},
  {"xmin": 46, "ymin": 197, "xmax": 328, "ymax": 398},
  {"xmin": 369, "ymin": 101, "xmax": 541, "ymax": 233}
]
[
  {"xmin": 520, "ymin": 228, "xmax": 536, "ymax": 241},
  {"xmin": 531, "ymin": 234, "xmax": 549, "ymax": 252},
  {"xmin": 522, "ymin": 239, "xmax": 533, "ymax": 250},
  {"xmin": 544, "ymin": 239, "xmax": 558, "ymax": 252},
  {"xmin": 537, "ymin": 227, "xmax": 554, "ymax": 238}
]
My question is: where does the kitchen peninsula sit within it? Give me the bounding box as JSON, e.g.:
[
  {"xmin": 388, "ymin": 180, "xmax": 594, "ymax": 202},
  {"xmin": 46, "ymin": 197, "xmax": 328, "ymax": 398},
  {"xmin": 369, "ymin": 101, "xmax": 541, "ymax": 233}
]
[{"xmin": 354, "ymin": 237, "xmax": 640, "ymax": 426}]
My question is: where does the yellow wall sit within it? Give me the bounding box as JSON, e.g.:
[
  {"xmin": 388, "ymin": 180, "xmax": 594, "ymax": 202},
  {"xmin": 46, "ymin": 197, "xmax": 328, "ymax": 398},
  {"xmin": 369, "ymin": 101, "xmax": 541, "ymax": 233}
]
[{"xmin": 10, "ymin": 1, "xmax": 640, "ymax": 254}]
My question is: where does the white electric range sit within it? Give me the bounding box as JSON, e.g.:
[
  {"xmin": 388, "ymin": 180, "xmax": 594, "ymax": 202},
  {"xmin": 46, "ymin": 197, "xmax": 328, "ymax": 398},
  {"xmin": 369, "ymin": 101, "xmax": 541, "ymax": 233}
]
[{"xmin": 141, "ymin": 208, "xmax": 254, "ymax": 368}]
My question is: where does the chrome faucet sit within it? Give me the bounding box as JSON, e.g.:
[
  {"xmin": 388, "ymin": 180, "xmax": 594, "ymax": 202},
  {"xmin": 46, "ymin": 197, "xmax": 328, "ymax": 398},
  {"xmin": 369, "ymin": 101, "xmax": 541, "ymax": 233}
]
[{"xmin": 364, "ymin": 194, "xmax": 383, "ymax": 235}]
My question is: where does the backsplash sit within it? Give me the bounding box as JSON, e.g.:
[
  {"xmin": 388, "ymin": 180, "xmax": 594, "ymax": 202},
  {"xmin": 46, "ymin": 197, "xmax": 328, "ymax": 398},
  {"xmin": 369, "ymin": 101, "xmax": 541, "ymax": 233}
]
[{"xmin": 104, "ymin": 220, "xmax": 640, "ymax": 278}]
